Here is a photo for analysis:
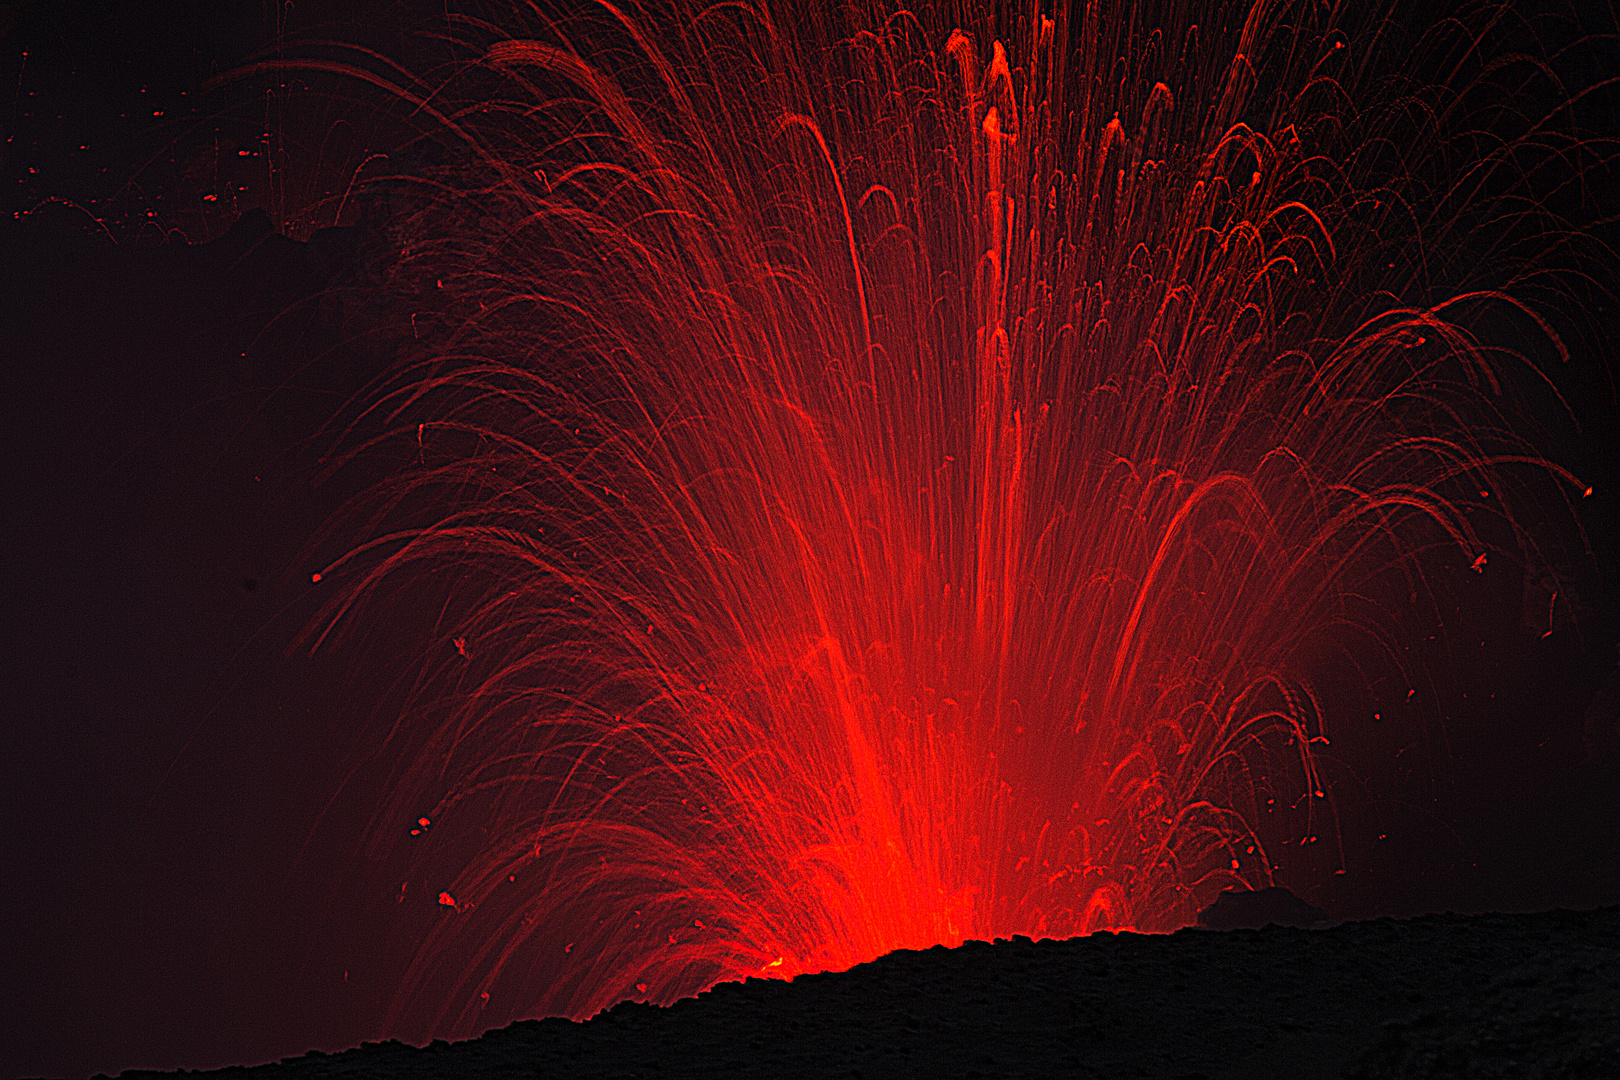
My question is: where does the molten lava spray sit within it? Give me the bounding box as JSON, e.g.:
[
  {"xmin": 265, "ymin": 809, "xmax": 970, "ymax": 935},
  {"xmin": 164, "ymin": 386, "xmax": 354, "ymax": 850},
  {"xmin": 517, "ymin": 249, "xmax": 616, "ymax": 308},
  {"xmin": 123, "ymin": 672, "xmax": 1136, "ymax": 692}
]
[{"xmin": 306, "ymin": 0, "xmax": 1587, "ymax": 1037}]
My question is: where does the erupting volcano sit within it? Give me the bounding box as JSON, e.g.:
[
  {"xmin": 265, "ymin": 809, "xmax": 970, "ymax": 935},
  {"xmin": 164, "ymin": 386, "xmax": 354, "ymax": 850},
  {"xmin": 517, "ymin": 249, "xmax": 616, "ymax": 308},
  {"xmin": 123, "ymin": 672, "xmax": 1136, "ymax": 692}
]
[{"xmin": 291, "ymin": 0, "xmax": 1596, "ymax": 1043}]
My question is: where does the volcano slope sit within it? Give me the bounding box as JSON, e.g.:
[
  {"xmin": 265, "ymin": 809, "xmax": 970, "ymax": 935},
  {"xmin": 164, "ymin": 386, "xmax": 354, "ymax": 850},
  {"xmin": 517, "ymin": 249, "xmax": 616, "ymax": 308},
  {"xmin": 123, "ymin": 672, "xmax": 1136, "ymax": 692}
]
[{"xmin": 90, "ymin": 905, "xmax": 1619, "ymax": 1080}]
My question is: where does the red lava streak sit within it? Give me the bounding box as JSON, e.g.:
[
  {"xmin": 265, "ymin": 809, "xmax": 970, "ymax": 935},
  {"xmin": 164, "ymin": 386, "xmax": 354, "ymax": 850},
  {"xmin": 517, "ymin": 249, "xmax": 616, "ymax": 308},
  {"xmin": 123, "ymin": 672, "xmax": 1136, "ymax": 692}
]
[{"xmin": 302, "ymin": 0, "xmax": 1590, "ymax": 1040}]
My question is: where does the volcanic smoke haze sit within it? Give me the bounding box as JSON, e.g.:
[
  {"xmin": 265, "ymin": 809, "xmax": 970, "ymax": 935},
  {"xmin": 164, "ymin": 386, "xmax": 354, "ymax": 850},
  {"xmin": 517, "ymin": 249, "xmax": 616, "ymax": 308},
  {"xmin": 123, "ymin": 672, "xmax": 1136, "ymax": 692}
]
[{"xmin": 0, "ymin": 1, "xmax": 1615, "ymax": 1077}]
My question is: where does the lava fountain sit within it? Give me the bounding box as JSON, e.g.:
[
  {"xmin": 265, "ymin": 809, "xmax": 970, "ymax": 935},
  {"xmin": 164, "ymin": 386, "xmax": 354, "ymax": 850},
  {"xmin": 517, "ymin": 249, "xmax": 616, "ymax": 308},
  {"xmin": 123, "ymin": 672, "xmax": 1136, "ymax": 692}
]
[{"xmin": 299, "ymin": 0, "xmax": 1590, "ymax": 1038}]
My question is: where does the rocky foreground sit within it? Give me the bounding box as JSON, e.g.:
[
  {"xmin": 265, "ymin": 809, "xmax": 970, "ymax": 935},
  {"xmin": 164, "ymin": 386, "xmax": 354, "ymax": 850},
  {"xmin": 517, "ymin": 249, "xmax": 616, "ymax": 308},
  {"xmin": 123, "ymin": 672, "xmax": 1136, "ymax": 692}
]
[{"xmin": 96, "ymin": 906, "xmax": 1618, "ymax": 1080}]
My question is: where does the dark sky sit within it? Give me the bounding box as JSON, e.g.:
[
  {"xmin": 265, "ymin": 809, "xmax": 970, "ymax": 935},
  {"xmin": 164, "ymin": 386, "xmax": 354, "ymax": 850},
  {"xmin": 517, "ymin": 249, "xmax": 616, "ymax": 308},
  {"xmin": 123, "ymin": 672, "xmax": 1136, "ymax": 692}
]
[
  {"xmin": 0, "ymin": 2, "xmax": 1616, "ymax": 1078},
  {"xmin": 0, "ymin": 4, "xmax": 450, "ymax": 1076}
]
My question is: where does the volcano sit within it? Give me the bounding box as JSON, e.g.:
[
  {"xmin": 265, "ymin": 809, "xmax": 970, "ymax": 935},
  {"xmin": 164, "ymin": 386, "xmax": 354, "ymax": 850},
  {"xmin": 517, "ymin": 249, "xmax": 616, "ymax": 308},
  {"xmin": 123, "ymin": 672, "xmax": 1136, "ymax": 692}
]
[{"xmin": 86, "ymin": 905, "xmax": 1620, "ymax": 1079}]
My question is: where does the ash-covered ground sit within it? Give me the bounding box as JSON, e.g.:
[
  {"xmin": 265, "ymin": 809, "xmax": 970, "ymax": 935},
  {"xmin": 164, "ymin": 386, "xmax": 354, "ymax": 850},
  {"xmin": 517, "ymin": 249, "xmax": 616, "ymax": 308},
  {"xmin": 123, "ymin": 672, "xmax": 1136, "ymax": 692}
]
[{"xmin": 87, "ymin": 905, "xmax": 1619, "ymax": 1080}]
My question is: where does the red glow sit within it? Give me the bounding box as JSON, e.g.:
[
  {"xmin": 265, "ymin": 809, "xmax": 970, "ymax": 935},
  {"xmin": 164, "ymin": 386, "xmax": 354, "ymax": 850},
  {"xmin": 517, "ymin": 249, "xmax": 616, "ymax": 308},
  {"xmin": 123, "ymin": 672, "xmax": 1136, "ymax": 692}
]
[{"xmin": 304, "ymin": 0, "xmax": 1587, "ymax": 1040}]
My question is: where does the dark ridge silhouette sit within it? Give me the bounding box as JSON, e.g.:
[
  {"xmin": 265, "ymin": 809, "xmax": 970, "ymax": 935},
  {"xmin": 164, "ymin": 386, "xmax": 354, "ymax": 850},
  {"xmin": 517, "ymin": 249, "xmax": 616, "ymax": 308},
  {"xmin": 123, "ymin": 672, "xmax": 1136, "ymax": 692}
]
[{"xmin": 76, "ymin": 906, "xmax": 1619, "ymax": 1080}]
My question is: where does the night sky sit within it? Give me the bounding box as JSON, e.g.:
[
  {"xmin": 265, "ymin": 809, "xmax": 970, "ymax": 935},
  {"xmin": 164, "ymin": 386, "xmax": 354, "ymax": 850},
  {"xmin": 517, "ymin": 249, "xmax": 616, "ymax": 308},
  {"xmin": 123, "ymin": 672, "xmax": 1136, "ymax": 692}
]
[{"xmin": 1, "ymin": 2, "xmax": 1616, "ymax": 1078}]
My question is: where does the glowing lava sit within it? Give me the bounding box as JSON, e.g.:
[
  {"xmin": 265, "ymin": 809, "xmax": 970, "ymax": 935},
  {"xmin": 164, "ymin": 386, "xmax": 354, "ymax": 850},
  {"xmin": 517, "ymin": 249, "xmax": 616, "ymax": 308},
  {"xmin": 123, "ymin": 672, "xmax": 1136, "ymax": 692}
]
[{"xmin": 302, "ymin": 0, "xmax": 1585, "ymax": 1038}]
